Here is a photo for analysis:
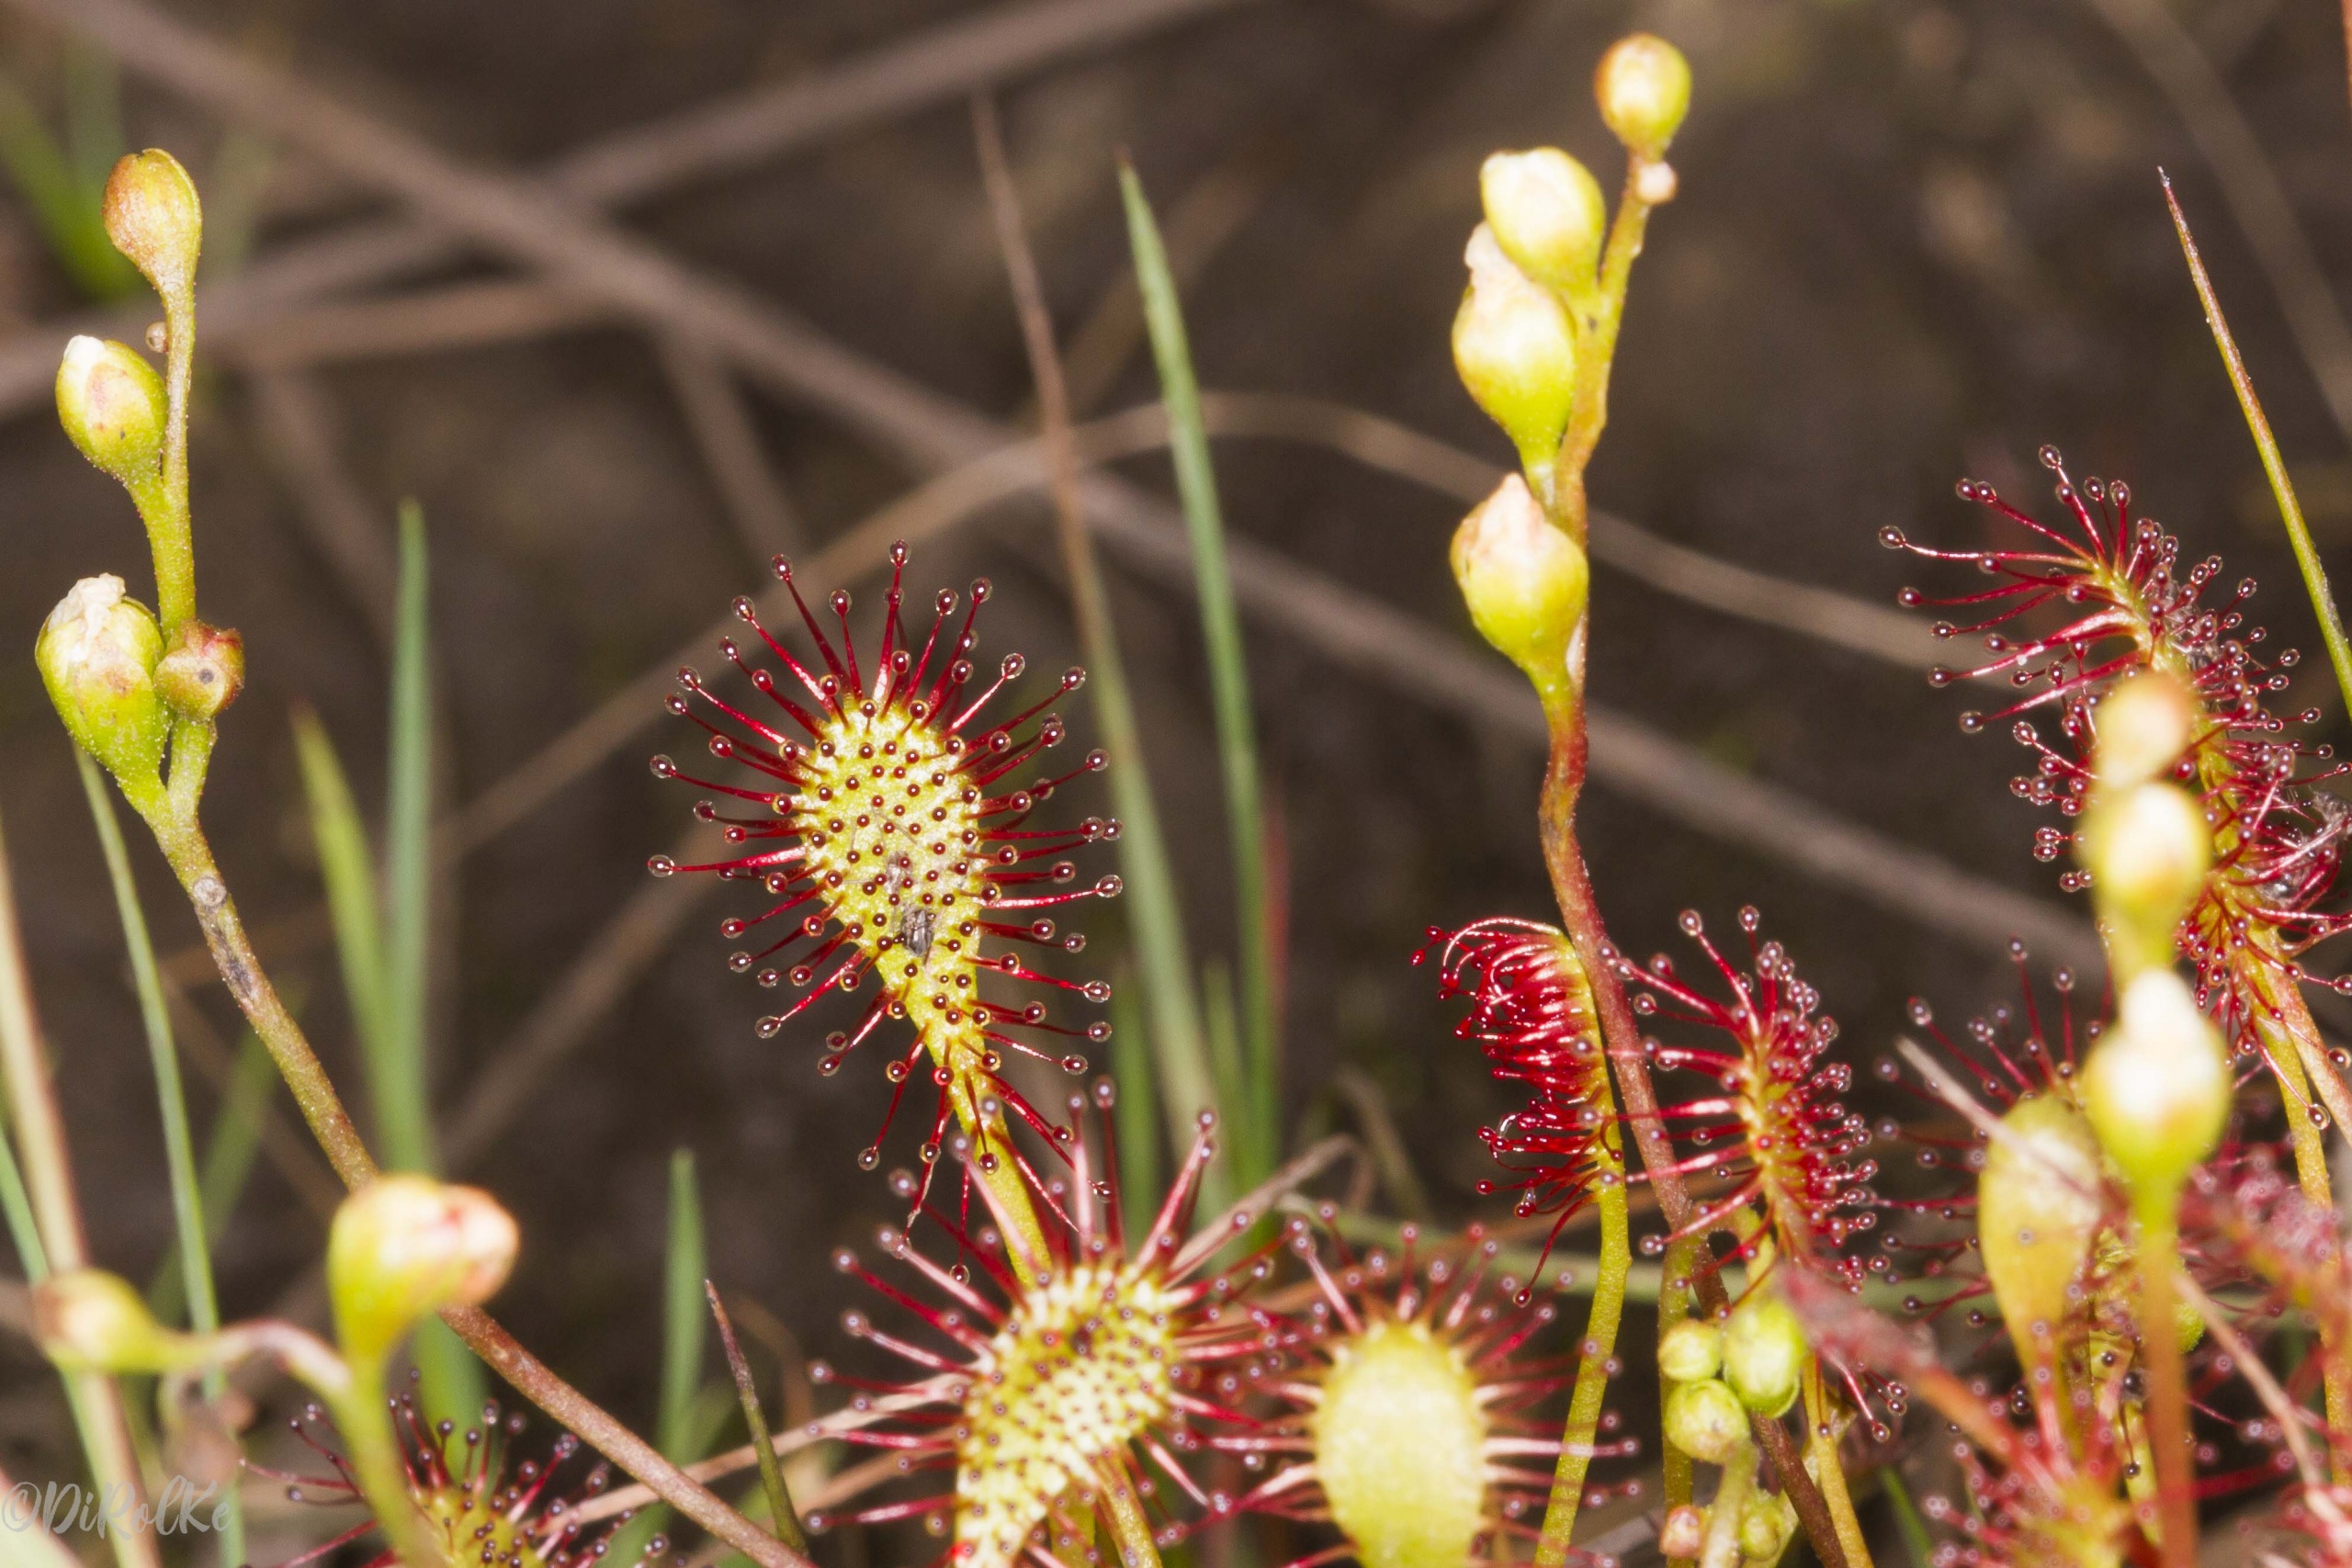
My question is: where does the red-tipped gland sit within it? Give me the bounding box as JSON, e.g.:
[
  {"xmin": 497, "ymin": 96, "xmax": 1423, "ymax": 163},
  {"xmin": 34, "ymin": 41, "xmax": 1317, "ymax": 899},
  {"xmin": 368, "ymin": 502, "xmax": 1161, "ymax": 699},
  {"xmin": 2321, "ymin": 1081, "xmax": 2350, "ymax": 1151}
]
[
  {"xmin": 154, "ymin": 619, "xmax": 243, "ymax": 720},
  {"xmin": 1595, "ymin": 34, "xmax": 1692, "ymax": 161},
  {"xmin": 103, "ymin": 150, "xmax": 202, "ymax": 300}
]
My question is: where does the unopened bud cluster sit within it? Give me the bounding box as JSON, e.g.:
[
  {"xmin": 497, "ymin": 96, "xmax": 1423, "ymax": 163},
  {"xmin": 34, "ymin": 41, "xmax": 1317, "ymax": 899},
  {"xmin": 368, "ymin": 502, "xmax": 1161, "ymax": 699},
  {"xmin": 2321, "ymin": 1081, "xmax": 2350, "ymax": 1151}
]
[
  {"xmin": 40, "ymin": 148, "xmax": 243, "ymax": 820},
  {"xmin": 1447, "ymin": 33, "xmax": 1688, "ymax": 720}
]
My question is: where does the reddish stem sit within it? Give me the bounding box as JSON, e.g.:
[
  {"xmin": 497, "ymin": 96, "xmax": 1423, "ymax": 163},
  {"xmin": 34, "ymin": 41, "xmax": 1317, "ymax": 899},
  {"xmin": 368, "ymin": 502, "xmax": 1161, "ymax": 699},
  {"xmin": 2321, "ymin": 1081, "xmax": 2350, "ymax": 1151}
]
[{"xmin": 1536, "ymin": 714, "xmax": 1850, "ymax": 1568}]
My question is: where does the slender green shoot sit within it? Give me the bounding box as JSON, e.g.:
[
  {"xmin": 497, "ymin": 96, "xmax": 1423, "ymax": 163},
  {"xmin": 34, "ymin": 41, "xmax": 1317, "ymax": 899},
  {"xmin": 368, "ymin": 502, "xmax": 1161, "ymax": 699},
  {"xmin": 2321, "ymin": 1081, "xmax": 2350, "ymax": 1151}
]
[
  {"xmin": 1119, "ymin": 164, "xmax": 1281, "ymax": 1186},
  {"xmin": 151, "ymin": 1029, "xmax": 277, "ymax": 1323},
  {"xmin": 75, "ymin": 748, "xmax": 244, "ymax": 1567},
  {"xmin": 707, "ymin": 1282, "xmax": 808, "ymax": 1551},
  {"xmin": 2165, "ymin": 175, "xmax": 2352, "ymax": 719},
  {"xmin": 661, "ymin": 1150, "xmax": 710, "ymax": 1459},
  {"xmin": 383, "ymin": 501, "xmax": 438, "ymax": 1173},
  {"xmin": 1109, "ymin": 968, "xmax": 1159, "ymax": 1240},
  {"xmin": 1880, "ymin": 1467, "xmax": 1934, "ymax": 1568},
  {"xmin": 292, "ymin": 710, "xmax": 388, "ymax": 1064},
  {"xmin": 610, "ymin": 1151, "xmax": 715, "ymax": 1564},
  {"xmin": 0, "ymin": 53, "xmax": 135, "ymax": 300},
  {"xmin": 0, "ymin": 1119, "xmax": 43, "ymax": 1280}
]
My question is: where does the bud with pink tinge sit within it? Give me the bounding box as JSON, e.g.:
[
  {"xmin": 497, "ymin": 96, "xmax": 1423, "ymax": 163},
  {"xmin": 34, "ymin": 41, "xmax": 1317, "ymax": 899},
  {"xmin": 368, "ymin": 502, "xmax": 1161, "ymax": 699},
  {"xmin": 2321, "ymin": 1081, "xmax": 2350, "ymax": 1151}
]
[
  {"xmin": 1451, "ymin": 473, "xmax": 1589, "ymax": 714},
  {"xmin": 327, "ymin": 1175, "xmax": 517, "ymax": 1368},
  {"xmin": 36, "ymin": 575, "xmax": 168, "ymax": 808},
  {"xmin": 103, "ymin": 150, "xmax": 201, "ymax": 300},
  {"xmin": 55, "ymin": 336, "xmax": 165, "ymax": 500},
  {"xmin": 155, "ymin": 620, "xmax": 244, "ymax": 720}
]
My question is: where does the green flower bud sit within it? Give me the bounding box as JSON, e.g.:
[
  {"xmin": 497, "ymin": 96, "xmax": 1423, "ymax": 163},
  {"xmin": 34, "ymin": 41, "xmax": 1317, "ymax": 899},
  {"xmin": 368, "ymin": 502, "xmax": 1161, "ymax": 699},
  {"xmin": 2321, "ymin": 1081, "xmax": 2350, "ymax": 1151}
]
[
  {"xmin": 103, "ymin": 150, "xmax": 202, "ymax": 300},
  {"xmin": 1479, "ymin": 149, "xmax": 1606, "ymax": 297},
  {"xmin": 1978, "ymin": 1094, "xmax": 2103, "ymax": 1368},
  {"xmin": 2076, "ymin": 780, "xmax": 2210, "ymax": 975},
  {"xmin": 1595, "ymin": 34, "xmax": 1692, "ymax": 161},
  {"xmin": 2095, "ymin": 671, "xmax": 2197, "ymax": 790},
  {"xmin": 1453, "ymin": 226, "xmax": 1577, "ymax": 478},
  {"xmin": 55, "ymin": 336, "xmax": 166, "ymax": 494},
  {"xmin": 155, "ymin": 620, "xmax": 244, "ymax": 720},
  {"xmin": 1662, "ymin": 1376, "xmax": 1747, "ymax": 1464},
  {"xmin": 1738, "ymin": 1491, "xmax": 1796, "ymax": 1562},
  {"xmin": 1312, "ymin": 1320, "xmax": 1487, "ymax": 1568},
  {"xmin": 1658, "ymin": 1505, "xmax": 1706, "ymax": 1560},
  {"xmin": 34, "ymin": 1269, "xmax": 197, "ymax": 1373},
  {"xmin": 2082, "ymin": 970, "xmax": 2230, "ymax": 1195},
  {"xmin": 36, "ymin": 575, "xmax": 168, "ymax": 804},
  {"xmin": 1450, "ymin": 473, "xmax": 1589, "ymax": 712},
  {"xmin": 1720, "ymin": 1292, "xmax": 1804, "ymax": 1417},
  {"xmin": 1658, "ymin": 1317, "xmax": 1724, "ymax": 1382},
  {"xmin": 327, "ymin": 1175, "xmax": 517, "ymax": 1369}
]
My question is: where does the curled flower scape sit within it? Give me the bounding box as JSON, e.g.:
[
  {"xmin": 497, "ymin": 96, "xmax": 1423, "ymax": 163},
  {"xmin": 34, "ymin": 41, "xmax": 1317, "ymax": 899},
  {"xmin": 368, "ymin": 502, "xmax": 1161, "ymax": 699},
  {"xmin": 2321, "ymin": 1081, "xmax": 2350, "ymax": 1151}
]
[
  {"xmin": 263, "ymin": 1396, "xmax": 642, "ymax": 1568},
  {"xmin": 807, "ymin": 1086, "xmax": 1284, "ymax": 1568},
  {"xmin": 650, "ymin": 543, "xmax": 1123, "ymax": 1189},
  {"xmin": 1424, "ymin": 919, "xmax": 1617, "ymax": 1269}
]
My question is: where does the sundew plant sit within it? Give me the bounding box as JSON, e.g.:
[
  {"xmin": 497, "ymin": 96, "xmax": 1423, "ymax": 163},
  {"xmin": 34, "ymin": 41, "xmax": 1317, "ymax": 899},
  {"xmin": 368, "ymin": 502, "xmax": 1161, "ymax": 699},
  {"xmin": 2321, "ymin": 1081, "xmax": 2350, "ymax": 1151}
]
[{"xmin": 20, "ymin": 25, "xmax": 2352, "ymax": 1568}]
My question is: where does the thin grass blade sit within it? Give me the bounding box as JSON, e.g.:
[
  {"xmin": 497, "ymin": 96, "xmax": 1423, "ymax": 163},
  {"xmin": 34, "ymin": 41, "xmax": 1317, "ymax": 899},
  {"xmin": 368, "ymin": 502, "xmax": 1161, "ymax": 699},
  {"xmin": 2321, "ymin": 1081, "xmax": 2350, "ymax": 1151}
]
[
  {"xmin": 707, "ymin": 1281, "xmax": 808, "ymax": 1551},
  {"xmin": 1109, "ymin": 967, "xmax": 1159, "ymax": 1240},
  {"xmin": 2165, "ymin": 174, "xmax": 2352, "ymax": 717},
  {"xmin": 1118, "ymin": 163, "xmax": 1280, "ymax": 1182},
  {"xmin": 383, "ymin": 501, "xmax": 437, "ymax": 1171},
  {"xmin": 291, "ymin": 708, "xmax": 388, "ymax": 1070},
  {"xmin": 611, "ymin": 1150, "xmax": 714, "ymax": 1564},
  {"xmin": 77, "ymin": 748, "xmax": 243, "ymax": 1563},
  {"xmin": 150, "ymin": 1029, "xmax": 277, "ymax": 1322},
  {"xmin": 967, "ymin": 102, "xmax": 1219, "ymax": 1205}
]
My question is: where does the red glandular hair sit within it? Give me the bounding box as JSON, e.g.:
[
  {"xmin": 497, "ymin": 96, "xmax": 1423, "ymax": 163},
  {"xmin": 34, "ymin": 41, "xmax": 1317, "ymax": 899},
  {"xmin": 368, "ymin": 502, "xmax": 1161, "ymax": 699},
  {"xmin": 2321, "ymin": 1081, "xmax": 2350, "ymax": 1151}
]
[
  {"xmin": 1623, "ymin": 908, "xmax": 1879, "ymax": 1285},
  {"xmin": 263, "ymin": 1397, "xmax": 637, "ymax": 1568},
  {"xmin": 1422, "ymin": 919, "xmax": 1616, "ymax": 1269},
  {"xmin": 650, "ymin": 544, "xmax": 1122, "ymax": 1180},
  {"xmin": 1884, "ymin": 450, "xmax": 2352, "ymax": 1069},
  {"xmin": 806, "ymin": 1089, "xmax": 1285, "ymax": 1568}
]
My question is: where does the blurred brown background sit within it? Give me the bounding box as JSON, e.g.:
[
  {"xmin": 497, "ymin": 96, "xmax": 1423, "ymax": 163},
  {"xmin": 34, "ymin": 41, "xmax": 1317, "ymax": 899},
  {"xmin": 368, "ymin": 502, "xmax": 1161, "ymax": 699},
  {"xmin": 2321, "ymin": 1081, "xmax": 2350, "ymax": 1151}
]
[{"xmin": 0, "ymin": 0, "xmax": 2346, "ymax": 1552}]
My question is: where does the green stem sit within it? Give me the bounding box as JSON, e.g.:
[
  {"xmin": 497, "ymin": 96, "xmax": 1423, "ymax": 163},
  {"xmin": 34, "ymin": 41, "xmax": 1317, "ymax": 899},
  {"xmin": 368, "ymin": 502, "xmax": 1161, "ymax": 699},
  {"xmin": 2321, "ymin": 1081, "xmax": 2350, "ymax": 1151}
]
[
  {"xmin": 2129, "ymin": 1188, "xmax": 2197, "ymax": 1568},
  {"xmin": 707, "ymin": 1283, "xmax": 808, "ymax": 1551},
  {"xmin": 1658, "ymin": 1235, "xmax": 1700, "ymax": 1568},
  {"xmin": 1801, "ymin": 1359, "xmax": 1870, "ymax": 1568},
  {"xmin": 1546, "ymin": 162, "xmax": 1660, "ymax": 540},
  {"xmin": 75, "ymin": 750, "xmax": 243, "ymax": 1566},
  {"xmin": 1696, "ymin": 1440, "xmax": 1758, "ymax": 1568},
  {"xmin": 332, "ymin": 1361, "xmax": 447, "ymax": 1568},
  {"xmin": 2164, "ymin": 175, "xmax": 2352, "ymax": 718},
  {"xmin": 153, "ymin": 270, "xmax": 194, "ymax": 637},
  {"xmin": 1530, "ymin": 1167, "xmax": 1630, "ymax": 1568},
  {"xmin": 1100, "ymin": 1464, "xmax": 1165, "ymax": 1568}
]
